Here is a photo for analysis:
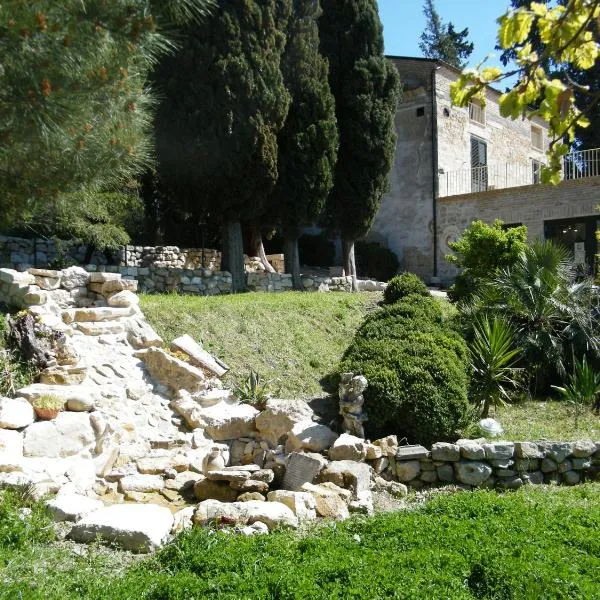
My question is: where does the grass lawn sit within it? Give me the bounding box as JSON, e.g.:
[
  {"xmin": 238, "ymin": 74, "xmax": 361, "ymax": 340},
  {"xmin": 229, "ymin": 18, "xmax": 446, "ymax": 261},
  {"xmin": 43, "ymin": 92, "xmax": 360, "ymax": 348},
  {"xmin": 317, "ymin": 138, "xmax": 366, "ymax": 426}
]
[
  {"xmin": 492, "ymin": 399, "xmax": 600, "ymax": 441},
  {"xmin": 1, "ymin": 484, "xmax": 599, "ymax": 599},
  {"xmin": 140, "ymin": 291, "xmax": 382, "ymax": 399}
]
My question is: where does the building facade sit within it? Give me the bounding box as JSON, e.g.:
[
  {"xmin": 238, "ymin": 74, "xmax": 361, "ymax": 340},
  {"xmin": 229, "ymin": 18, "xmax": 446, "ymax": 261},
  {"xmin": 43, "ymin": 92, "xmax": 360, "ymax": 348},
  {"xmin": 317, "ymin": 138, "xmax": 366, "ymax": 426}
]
[{"xmin": 369, "ymin": 56, "xmax": 600, "ymax": 284}]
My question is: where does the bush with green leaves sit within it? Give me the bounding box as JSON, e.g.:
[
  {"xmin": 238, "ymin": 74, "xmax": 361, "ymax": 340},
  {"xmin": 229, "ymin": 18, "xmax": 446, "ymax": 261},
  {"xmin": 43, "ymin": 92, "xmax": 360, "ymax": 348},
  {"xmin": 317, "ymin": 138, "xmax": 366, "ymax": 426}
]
[
  {"xmin": 340, "ymin": 295, "xmax": 470, "ymax": 444},
  {"xmin": 446, "ymin": 219, "xmax": 528, "ymax": 303},
  {"xmin": 469, "ymin": 239, "xmax": 600, "ymax": 392},
  {"xmin": 382, "ymin": 272, "xmax": 430, "ymax": 306},
  {"xmin": 355, "ymin": 241, "xmax": 399, "ymax": 282}
]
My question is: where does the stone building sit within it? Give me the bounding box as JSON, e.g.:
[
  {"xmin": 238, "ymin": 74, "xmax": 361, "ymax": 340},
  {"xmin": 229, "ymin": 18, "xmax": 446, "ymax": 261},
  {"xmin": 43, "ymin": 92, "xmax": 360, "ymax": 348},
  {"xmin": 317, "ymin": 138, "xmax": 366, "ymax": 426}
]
[{"xmin": 369, "ymin": 56, "xmax": 600, "ymax": 284}]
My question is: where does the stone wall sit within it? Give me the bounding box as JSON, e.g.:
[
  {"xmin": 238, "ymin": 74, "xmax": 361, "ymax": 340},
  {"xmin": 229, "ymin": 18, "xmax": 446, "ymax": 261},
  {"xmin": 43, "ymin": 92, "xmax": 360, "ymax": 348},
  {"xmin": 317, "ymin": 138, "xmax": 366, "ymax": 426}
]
[
  {"xmin": 0, "ymin": 235, "xmax": 284, "ymax": 275},
  {"xmin": 391, "ymin": 439, "xmax": 599, "ymax": 490}
]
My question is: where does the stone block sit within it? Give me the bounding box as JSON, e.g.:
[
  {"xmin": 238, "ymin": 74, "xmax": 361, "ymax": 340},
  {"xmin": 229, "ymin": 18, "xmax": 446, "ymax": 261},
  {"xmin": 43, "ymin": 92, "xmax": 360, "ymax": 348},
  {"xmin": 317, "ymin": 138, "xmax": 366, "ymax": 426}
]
[
  {"xmin": 431, "ymin": 442, "xmax": 460, "ymax": 462},
  {"xmin": 396, "ymin": 445, "xmax": 429, "ymax": 461},
  {"xmin": 282, "ymin": 452, "xmax": 328, "ymax": 491},
  {"xmin": 396, "ymin": 460, "xmax": 420, "ymax": 482},
  {"xmin": 455, "ymin": 461, "xmax": 492, "ymax": 486}
]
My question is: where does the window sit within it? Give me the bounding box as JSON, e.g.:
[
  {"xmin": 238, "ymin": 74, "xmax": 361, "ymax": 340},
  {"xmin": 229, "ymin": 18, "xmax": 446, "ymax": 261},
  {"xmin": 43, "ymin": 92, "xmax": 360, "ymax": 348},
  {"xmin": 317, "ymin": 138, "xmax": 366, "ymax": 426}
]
[
  {"xmin": 532, "ymin": 159, "xmax": 542, "ymax": 184},
  {"xmin": 531, "ymin": 125, "xmax": 544, "ymax": 151},
  {"xmin": 470, "ymin": 136, "xmax": 488, "ymax": 192},
  {"xmin": 469, "ymin": 101, "xmax": 485, "ymax": 126},
  {"xmin": 416, "ymin": 107, "xmax": 425, "ymax": 117}
]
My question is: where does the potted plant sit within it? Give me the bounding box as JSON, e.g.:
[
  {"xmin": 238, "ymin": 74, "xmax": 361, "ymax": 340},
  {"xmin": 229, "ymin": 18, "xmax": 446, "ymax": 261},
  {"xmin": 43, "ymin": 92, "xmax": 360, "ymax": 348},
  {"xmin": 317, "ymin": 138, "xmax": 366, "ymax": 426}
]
[{"xmin": 31, "ymin": 394, "xmax": 65, "ymax": 421}]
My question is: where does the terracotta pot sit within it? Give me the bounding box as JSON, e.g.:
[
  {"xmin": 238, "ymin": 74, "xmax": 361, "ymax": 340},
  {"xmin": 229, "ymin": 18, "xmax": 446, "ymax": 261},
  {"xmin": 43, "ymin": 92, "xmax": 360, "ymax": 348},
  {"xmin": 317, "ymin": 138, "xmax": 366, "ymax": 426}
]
[{"xmin": 34, "ymin": 407, "xmax": 61, "ymax": 421}]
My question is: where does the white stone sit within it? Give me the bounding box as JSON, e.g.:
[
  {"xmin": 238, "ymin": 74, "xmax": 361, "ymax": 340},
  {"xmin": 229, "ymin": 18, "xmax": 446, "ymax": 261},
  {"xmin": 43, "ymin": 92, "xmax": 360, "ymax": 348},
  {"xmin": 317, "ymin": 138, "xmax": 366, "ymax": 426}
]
[
  {"xmin": 170, "ymin": 335, "xmax": 228, "ymax": 377},
  {"xmin": 0, "ymin": 398, "xmax": 34, "ymax": 429},
  {"xmin": 23, "ymin": 412, "xmax": 95, "ymax": 458},
  {"xmin": 0, "ymin": 429, "xmax": 23, "ymax": 455},
  {"xmin": 455, "ymin": 461, "xmax": 493, "ymax": 486},
  {"xmin": 320, "ymin": 460, "xmax": 372, "ymax": 495},
  {"xmin": 328, "ymin": 433, "xmax": 368, "ymax": 461},
  {"xmin": 285, "ymin": 421, "xmax": 338, "ymax": 454},
  {"xmin": 46, "ymin": 492, "xmax": 104, "ymax": 522},
  {"xmin": 266, "ymin": 490, "xmax": 317, "ymax": 521},
  {"xmin": 396, "ymin": 460, "xmax": 420, "ymax": 482},
  {"xmin": 185, "ymin": 401, "xmax": 259, "ymax": 441},
  {"xmin": 16, "ymin": 384, "xmax": 98, "ymax": 408},
  {"xmin": 61, "ymin": 266, "xmax": 90, "ymax": 290},
  {"xmin": 255, "ymin": 398, "xmax": 314, "ymax": 445},
  {"xmin": 193, "ymin": 499, "xmax": 298, "ymax": 530},
  {"xmin": 107, "ymin": 291, "xmax": 139, "ymax": 308},
  {"xmin": 69, "ymin": 504, "xmax": 174, "ymax": 552},
  {"xmin": 119, "ymin": 474, "xmax": 165, "ymax": 493}
]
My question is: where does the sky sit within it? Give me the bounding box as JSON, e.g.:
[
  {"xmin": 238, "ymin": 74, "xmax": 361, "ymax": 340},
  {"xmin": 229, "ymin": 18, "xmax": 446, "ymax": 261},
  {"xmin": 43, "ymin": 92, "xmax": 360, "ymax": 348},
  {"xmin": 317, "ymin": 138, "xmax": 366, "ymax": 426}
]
[{"xmin": 378, "ymin": 0, "xmax": 514, "ymax": 70}]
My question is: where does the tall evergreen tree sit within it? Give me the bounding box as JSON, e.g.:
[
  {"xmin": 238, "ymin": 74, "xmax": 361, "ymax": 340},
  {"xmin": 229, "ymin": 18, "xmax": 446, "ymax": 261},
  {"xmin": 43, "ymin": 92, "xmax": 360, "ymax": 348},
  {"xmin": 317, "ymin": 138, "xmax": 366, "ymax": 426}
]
[
  {"xmin": 319, "ymin": 0, "xmax": 400, "ymax": 287},
  {"xmin": 0, "ymin": 0, "xmax": 211, "ymax": 241},
  {"xmin": 154, "ymin": 0, "xmax": 291, "ymax": 291},
  {"xmin": 272, "ymin": 0, "xmax": 338, "ymax": 289},
  {"xmin": 419, "ymin": 0, "xmax": 474, "ymax": 69}
]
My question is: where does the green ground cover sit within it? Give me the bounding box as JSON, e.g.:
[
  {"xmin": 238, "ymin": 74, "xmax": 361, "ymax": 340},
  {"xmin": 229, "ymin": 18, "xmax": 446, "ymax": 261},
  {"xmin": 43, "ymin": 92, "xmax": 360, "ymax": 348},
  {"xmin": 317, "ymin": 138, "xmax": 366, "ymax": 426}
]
[
  {"xmin": 140, "ymin": 291, "xmax": 381, "ymax": 399},
  {"xmin": 1, "ymin": 484, "xmax": 599, "ymax": 599}
]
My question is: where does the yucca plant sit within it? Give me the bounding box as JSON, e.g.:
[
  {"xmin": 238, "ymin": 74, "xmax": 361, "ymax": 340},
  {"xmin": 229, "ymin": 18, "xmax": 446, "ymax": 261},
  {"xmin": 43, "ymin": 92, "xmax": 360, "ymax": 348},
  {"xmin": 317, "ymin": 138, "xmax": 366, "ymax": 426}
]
[
  {"xmin": 470, "ymin": 316, "xmax": 522, "ymax": 418},
  {"xmin": 552, "ymin": 355, "xmax": 600, "ymax": 427},
  {"xmin": 233, "ymin": 370, "xmax": 273, "ymax": 410}
]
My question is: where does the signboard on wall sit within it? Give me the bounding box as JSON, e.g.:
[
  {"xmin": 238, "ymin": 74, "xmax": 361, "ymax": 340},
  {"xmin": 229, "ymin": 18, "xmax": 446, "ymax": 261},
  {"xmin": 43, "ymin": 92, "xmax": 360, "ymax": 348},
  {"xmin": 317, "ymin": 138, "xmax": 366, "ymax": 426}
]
[{"xmin": 574, "ymin": 241, "xmax": 586, "ymax": 266}]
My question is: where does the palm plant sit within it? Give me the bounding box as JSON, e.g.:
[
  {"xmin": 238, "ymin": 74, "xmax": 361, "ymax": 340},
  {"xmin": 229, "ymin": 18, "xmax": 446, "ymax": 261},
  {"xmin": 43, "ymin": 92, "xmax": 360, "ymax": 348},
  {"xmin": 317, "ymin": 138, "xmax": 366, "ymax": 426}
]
[
  {"xmin": 472, "ymin": 240, "xmax": 600, "ymax": 392},
  {"xmin": 469, "ymin": 316, "xmax": 522, "ymax": 418},
  {"xmin": 552, "ymin": 355, "xmax": 600, "ymax": 427}
]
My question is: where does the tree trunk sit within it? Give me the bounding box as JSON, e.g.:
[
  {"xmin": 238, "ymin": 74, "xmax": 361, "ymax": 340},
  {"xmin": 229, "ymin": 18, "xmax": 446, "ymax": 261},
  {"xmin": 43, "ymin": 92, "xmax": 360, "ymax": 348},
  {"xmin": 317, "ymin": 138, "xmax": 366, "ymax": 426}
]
[
  {"xmin": 342, "ymin": 237, "xmax": 358, "ymax": 292},
  {"xmin": 247, "ymin": 223, "xmax": 276, "ymax": 273},
  {"xmin": 284, "ymin": 236, "xmax": 301, "ymax": 290},
  {"xmin": 481, "ymin": 397, "xmax": 490, "ymax": 419},
  {"xmin": 222, "ymin": 220, "xmax": 246, "ymax": 293}
]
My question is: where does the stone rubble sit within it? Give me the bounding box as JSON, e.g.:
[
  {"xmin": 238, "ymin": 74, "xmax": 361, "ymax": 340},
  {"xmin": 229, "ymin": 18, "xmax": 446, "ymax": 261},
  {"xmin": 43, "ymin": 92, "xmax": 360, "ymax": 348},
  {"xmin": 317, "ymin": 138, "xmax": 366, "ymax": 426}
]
[{"xmin": 0, "ymin": 266, "xmax": 598, "ymax": 553}]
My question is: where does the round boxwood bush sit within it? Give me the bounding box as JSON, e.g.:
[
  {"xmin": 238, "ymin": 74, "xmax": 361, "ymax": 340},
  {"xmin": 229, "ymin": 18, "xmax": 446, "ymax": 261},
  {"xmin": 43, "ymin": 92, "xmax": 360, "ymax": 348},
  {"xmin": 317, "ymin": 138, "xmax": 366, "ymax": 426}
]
[
  {"xmin": 340, "ymin": 296, "xmax": 470, "ymax": 445},
  {"xmin": 383, "ymin": 272, "xmax": 429, "ymax": 305}
]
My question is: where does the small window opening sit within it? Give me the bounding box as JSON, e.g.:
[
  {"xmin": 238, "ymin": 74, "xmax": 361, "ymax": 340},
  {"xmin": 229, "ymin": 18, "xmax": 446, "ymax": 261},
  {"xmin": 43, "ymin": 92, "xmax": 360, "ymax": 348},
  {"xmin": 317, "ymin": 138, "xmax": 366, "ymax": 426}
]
[{"xmin": 416, "ymin": 107, "xmax": 425, "ymax": 117}]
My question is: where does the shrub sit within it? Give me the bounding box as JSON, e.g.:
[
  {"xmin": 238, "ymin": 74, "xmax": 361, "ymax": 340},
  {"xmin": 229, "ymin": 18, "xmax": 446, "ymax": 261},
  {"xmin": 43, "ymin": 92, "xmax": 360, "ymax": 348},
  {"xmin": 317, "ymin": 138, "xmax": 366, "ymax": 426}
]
[
  {"xmin": 382, "ymin": 272, "xmax": 429, "ymax": 305},
  {"xmin": 340, "ymin": 295, "xmax": 471, "ymax": 444},
  {"xmin": 446, "ymin": 219, "xmax": 528, "ymax": 303},
  {"xmin": 355, "ymin": 240, "xmax": 399, "ymax": 281}
]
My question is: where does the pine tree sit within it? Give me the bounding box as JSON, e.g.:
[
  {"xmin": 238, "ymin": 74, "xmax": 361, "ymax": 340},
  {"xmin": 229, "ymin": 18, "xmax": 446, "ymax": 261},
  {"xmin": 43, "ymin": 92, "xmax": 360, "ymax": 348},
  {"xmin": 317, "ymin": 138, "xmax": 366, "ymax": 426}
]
[
  {"xmin": 0, "ymin": 1, "xmax": 211, "ymax": 245},
  {"xmin": 272, "ymin": 0, "xmax": 338, "ymax": 289},
  {"xmin": 319, "ymin": 0, "xmax": 400, "ymax": 287},
  {"xmin": 153, "ymin": 0, "xmax": 291, "ymax": 291},
  {"xmin": 419, "ymin": 0, "xmax": 474, "ymax": 68}
]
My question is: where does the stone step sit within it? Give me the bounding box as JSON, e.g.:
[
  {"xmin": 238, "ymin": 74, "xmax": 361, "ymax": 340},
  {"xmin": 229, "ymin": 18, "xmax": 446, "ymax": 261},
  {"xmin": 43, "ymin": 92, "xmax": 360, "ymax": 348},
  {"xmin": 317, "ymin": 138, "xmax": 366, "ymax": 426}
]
[{"xmin": 75, "ymin": 321, "xmax": 125, "ymax": 336}]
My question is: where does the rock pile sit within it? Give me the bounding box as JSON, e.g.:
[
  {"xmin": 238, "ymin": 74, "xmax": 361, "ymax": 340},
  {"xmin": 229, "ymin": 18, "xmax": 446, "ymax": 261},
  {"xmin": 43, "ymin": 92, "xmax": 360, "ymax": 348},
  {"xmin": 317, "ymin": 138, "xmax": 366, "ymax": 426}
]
[{"xmin": 0, "ymin": 266, "xmax": 598, "ymax": 553}]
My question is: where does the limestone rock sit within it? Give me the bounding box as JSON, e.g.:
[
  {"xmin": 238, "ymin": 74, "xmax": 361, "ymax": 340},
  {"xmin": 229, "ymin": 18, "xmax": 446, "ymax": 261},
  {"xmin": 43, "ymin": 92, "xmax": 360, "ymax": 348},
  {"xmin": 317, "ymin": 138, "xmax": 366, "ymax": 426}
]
[
  {"xmin": 255, "ymin": 398, "xmax": 314, "ymax": 445},
  {"xmin": 118, "ymin": 474, "xmax": 165, "ymax": 493},
  {"xmin": 299, "ymin": 483, "xmax": 350, "ymax": 520},
  {"xmin": 170, "ymin": 335, "xmax": 228, "ymax": 378},
  {"xmin": 457, "ymin": 439, "xmax": 486, "ymax": 460},
  {"xmin": 107, "ymin": 291, "xmax": 139, "ymax": 308},
  {"xmin": 61, "ymin": 267, "xmax": 90, "ymax": 291},
  {"xmin": 39, "ymin": 366, "xmax": 87, "ymax": 386},
  {"xmin": 46, "ymin": 492, "xmax": 104, "ymax": 522},
  {"xmin": 267, "ymin": 490, "xmax": 317, "ymax": 521},
  {"xmin": 102, "ymin": 278, "xmax": 138, "ymax": 295},
  {"xmin": 319, "ymin": 460, "xmax": 371, "ymax": 495},
  {"xmin": 194, "ymin": 478, "xmax": 239, "ymax": 502},
  {"xmin": 538, "ymin": 442, "xmax": 574, "ymax": 463},
  {"xmin": 193, "ymin": 499, "xmax": 298, "ymax": 530},
  {"xmin": 572, "ymin": 440, "xmax": 596, "ymax": 458},
  {"xmin": 396, "ymin": 460, "xmax": 420, "ymax": 482},
  {"xmin": 455, "ymin": 461, "xmax": 493, "ymax": 486},
  {"xmin": 372, "ymin": 435, "xmax": 398, "ymax": 457},
  {"xmin": 125, "ymin": 316, "xmax": 163, "ymax": 349},
  {"xmin": 483, "ymin": 443, "xmax": 515, "ymax": 460},
  {"xmin": 237, "ymin": 492, "xmax": 266, "ymax": 502},
  {"xmin": 16, "ymin": 383, "xmax": 98, "ymax": 410},
  {"xmin": 282, "ymin": 452, "xmax": 328, "ymax": 490},
  {"xmin": 514, "ymin": 442, "xmax": 544, "ymax": 459},
  {"xmin": 69, "ymin": 503, "xmax": 174, "ymax": 552},
  {"xmin": 140, "ymin": 347, "xmax": 207, "ymax": 393},
  {"xmin": 285, "ymin": 420, "xmax": 338, "ymax": 454},
  {"xmin": 206, "ymin": 469, "xmax": 251, "ymax": 483},
  {"xmin": 20, "ymin": 412, "xmax": 92, "ymax": 459},
  {"xmin": 182, "ymin": 401, "xmax": 258, "ymax": 441},
  {"xmin": 0, "ymin": 429, "xmax": 23, "ymax": 455},
  {"xmin": 0, "ymin": 397, "xmax": 35, "ymax": 429},
  {"xmin": 431, "ymin": 442, "xmax": 460, "ymax": 462},
  {"xmin": 328, "ymin": 433, "xmax": 368, "ymax": 461}
]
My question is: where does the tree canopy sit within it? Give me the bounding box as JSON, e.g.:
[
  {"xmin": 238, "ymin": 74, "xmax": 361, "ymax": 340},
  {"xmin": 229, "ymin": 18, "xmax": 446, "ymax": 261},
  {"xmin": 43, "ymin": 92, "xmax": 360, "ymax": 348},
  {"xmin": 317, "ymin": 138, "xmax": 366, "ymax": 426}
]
[{"xmin": 419, "ymin": 0, "xmax": 474, "ymax": 68}]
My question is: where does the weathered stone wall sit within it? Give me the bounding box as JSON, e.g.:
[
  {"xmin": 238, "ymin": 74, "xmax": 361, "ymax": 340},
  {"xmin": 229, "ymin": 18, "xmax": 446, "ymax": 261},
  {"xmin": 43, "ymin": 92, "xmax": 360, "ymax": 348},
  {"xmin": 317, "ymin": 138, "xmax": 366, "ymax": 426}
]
[
  {"xmin": 391, "ymin": 440, "xmax": 599, "ymax": 490},
  {"xmin": 437, "ymin": 176, "xmax": 600, "ymax": 283},
  {"xmin": 0, "ymin": 236, "xmax": 284, "ymax": 275}
]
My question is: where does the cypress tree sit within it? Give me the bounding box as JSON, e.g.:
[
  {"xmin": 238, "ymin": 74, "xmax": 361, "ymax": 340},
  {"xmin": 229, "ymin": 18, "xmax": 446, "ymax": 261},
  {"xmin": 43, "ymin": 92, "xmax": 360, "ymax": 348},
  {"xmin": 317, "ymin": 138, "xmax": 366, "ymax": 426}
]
[
  {"xmin": 154, "ymin": 0, "xmax": 291, "ymax": 292},
  {"xmin": 273, "ymin": 0, "xmax": 338, "ymax": 289},
  {"xmin": 0, "ymin": 0, "xmax": 211, "ymax": 241},
  {"xmin": 319, "ymin": 0, "xmax": 400, "ymax": 288}
]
